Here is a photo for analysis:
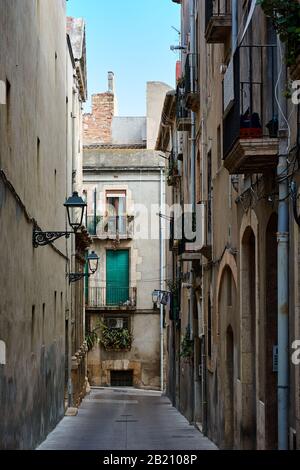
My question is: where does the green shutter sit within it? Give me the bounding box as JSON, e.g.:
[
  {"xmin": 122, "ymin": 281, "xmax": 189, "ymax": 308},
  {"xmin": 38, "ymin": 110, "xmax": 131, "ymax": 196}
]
[{"xmin": 106, "ymin": 250, "xmax": 129, "ymax": 305}]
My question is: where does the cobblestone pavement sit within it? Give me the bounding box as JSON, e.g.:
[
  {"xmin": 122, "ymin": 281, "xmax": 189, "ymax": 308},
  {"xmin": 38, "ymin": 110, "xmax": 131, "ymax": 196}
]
[{"xmin": 37, "ymin": 387, "xmax": 217, "ymax": 450}]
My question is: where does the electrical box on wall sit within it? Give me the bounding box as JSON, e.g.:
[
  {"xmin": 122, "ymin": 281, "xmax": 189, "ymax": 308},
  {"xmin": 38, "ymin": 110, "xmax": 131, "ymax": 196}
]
[
  {"xmin": 0, "ymin": 80, "xmax": 6, "ymax": 104},
  {"xmin": 0, "ymin": 340, "xmax": 6, "ymax": 365}
]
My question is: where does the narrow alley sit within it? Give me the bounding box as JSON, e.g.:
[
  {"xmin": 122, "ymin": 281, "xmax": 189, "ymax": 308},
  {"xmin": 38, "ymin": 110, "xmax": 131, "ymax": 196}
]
[
  {"xmin": 1, "ymin": 0, "xmax": 300, "ymax": 457},
  {"xmin": 37, "ymin": 388, "xmax": 216, "ymax": 451}
]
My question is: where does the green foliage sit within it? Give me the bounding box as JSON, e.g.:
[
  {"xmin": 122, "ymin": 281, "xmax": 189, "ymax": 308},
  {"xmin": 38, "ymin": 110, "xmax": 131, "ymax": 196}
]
[
  {"xmin": 100, "ymin": 322, "xmax": 133, "ymax": 351},
  {"xmin": 85, "ymin": 329, "xmax": 100, "ymax": 351},
  {"xmin": 257, "ymin": 0, "xmax": 300, "ymax": 66},
  {"xmin": 86, "ymin": 320, "xmax": 133, "ymax": 351},
  {"xmin": 166, "ymin": 279, "xmax": 180, "ymax": 294},
  {"xmin": 180, "ymin": 328, "xmax": 194, "ymax": 359}
]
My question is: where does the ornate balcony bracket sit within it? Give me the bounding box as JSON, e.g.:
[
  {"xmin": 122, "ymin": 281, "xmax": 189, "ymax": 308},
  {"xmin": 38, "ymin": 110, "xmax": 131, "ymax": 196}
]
[
  {"xmin": 33, "ymin": 230, "xmax": 72, "ymax": 248},
  {"xmin": 68, "ymin": 273, "xmax": 90, "ymax": 284}
]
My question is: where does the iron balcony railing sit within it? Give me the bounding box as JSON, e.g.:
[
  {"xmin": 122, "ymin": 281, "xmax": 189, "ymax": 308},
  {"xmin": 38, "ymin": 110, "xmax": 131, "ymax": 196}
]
[
  {"xmin": 87, "ymin": 215, "xmax": 134, "ymax": 238},
  {"xmin": 87, "ymin": 287, "xmax": 137, "ymax": 309},
  {"xmin": 223, "ymin": 45, "xmax": 278, "ymax": 160},
  {"xmin": 205, "ymin": 0, "xmax": 231, "ymax": 29}
]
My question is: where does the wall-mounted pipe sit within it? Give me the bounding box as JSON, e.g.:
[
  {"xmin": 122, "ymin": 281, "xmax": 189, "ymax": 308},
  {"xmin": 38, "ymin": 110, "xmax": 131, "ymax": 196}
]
[
  {"xmin": 276, "ymin": 40, "xmax": 289, "ymax": 451},
  {"xmin": 232, "ymin": 0, "xmax": 238, "ymax": 53}
]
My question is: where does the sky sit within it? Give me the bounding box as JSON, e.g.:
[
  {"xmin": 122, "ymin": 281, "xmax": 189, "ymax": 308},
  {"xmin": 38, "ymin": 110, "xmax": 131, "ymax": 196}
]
[{"xmin": 67, "ymin": 0, "xmax": 180, "ymax": 117}]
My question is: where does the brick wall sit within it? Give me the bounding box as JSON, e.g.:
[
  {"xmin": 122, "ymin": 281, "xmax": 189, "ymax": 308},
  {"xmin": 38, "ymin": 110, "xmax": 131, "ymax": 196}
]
[{"xmin": 83, "ymin": 92, "xmax": 115, "ymax": 145}]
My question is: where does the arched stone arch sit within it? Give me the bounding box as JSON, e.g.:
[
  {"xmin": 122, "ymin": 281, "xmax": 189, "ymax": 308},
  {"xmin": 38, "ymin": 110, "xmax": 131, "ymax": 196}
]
[
  {"xmin": 216, "ymin": 253, "xmax": 238, "ymax": 449},
  {"xmin": 239, "ymin": 210, "xmax": 259, "ymax": 449},
  {"xmin": 216, "ymin": 249, "xmax": 238, "ymax": 338}
]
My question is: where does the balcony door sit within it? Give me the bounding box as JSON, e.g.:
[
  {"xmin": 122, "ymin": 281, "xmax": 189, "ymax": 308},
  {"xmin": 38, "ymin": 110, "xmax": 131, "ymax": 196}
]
[
  {"xmin": 106, "ymin": 249, "xmax": 129, "ymax": 306},
  {"xmin": 106, "ymin": 190, "xmax": 126, "ymax": 235}
]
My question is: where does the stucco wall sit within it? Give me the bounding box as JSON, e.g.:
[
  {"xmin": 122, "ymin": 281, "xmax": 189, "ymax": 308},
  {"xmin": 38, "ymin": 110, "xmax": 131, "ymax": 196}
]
[
  {"xmin": 147, "ymin": 82, "xmax": 173, "ymax": 150},
  {"xmin": 0, "ymin": 0, "xmax": 69, "ymax": 449}
]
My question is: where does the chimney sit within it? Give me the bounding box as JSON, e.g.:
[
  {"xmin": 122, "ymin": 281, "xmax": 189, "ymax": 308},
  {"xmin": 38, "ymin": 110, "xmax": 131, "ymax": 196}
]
[{"xmin": 108, "ymin": 71, "xmax": 115, "ymax": 94}]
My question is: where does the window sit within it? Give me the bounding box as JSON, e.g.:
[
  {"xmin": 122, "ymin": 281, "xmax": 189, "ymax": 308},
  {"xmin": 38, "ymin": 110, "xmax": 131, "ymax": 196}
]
[
  {"xmin": 217, "ymin": 125, "xmax": 222, "ymax": 169},
  {"xmin": 207, "ymin": 150, "xmax": 212, "ymax": 245},
  {"xmin": 106, "ymin": 190, "xmax": 127, "ymax": 234}
]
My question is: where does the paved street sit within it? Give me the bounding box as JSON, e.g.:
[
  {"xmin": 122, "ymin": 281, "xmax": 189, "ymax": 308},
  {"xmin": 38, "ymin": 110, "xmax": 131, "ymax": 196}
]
[{"xmin": 37, "ymin": 388, "xmax": 217, "ymax": 450}]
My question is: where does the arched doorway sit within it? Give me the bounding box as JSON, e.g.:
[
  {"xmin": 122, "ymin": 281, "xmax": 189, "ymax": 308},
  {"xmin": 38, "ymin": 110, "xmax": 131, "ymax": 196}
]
[
  {"xmin": 218, "ymin": 265, "xmax": 237, "ymax": 449},
  {"xmin": 265, "ymin": 213, "xmax": 278, "ymax": 449},
  {"xmin": 241, "ymin": 227, "xmax": 257, "ymax": 449}
]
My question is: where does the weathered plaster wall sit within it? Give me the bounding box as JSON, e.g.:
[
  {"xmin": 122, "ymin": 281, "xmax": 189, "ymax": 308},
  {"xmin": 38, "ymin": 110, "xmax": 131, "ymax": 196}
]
[
  {"xmin": 147, "ymin": 82, "xmax": 173, "ymax": 150},
  {"xmin": 0, "ymin": 0, "xmax": 69, "ymax": 449},
  {"xmin": 88, "ymin": 312, "xmax": 160, "ymax": 390}
]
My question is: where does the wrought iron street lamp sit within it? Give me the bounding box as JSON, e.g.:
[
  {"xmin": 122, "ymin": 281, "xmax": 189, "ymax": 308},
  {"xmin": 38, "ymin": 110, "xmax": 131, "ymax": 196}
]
[
  {"xmin": 87, "ymin": 251, "xmax": 99, "ymax": 274},
  {"xmin": 33, "ymin": 192, "xmax": 87, "ymax": 248},
  {"xmin": 64, "ymin": 191, "xmax": 87, "ymax": 232},
  {"xmin": 152, "ymin": 290, "xmax": 160, "ymax": 304},
  {"xmin": 152, "ymin": 290, "xmax": 170, "ymax": 305},
  {"xmin": 68, "ymin": 251, "xmax": 99, "ymax": 284}
]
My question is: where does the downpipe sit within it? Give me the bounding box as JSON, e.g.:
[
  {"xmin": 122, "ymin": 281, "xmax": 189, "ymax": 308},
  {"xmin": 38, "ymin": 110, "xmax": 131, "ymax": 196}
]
[
  {"xmin": 160, "ymin": 167, "xmax": 165, "ymax": 392},
  {"xmin": 189, "ymin": 0, "xmax": 196, "ymax": 424},
  {"xmin": 276, "ymin": 40, "xmax": 289, "ymax": 450}
]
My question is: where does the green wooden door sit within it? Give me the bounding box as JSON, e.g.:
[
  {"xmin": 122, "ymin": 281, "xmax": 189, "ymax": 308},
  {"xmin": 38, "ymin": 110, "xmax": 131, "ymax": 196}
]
[{"xmin": 106, "ymin": 250, "xmax": 129, "ymax": 305}]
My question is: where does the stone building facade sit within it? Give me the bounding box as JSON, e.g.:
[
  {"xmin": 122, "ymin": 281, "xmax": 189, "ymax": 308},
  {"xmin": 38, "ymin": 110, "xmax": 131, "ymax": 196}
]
[
  {"xmin": 83, "ymin": 75, "xmax": 171, "ymax": 390},
  {"xmin": 66, "ymin": 16, "xmax": 90, "ymax": 411},
  {"xmin": 0, "ymin": 2, "xmax": 89, "ymax": 449},
  {"xmin": 157, "ymin": 0, "xmax": 300, "ymax": 450}
]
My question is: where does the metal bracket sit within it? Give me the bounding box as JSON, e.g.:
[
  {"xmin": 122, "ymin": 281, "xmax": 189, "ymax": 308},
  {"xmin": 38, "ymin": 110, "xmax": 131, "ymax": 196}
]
[
  {"xmin": 68, "ymin": 273, "xmax": 90, "ymax": 284},
  {"xmin": 33, "ymin": 230, "xmax": 72, "ymax": 248}
]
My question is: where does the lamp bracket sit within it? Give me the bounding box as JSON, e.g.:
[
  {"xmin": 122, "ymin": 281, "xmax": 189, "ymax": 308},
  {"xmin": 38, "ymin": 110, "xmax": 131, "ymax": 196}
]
[
  {"xmin": 68, "ymin": 272, "xmax": 90, "ymax": 284},
  {"xmin": 33, "ymin": 230, "xmax": 72, "ymax": 248}
]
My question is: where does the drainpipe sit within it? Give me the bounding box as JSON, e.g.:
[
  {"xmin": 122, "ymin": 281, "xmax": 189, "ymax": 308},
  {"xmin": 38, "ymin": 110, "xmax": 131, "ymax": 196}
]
[
  {"xmin": 276, "ymin": 41, "xmax": 289, "ymax": 450},
  {"xmin": 160, "ymin": 167, "xmax": 165, "ymax": 392},
  {"xmin": 231, "ymin": 0, "xmax": 238, "ymax": 54},
  {"xmin": 190, "ymin": 0, "xmax": 196, "ymax": 215},
  {"xmin": 189, "ymin": 0, "xmax": 196, "ymax": 424}
]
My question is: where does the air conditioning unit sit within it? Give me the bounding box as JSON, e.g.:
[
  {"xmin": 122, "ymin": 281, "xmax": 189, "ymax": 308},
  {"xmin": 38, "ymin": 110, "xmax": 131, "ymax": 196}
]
[
  {"xmin": 107, "ymin": 318, "xmax": 124, "ymax": 329},
  {"xmin": 185, "ymin": 202, "xmax": 212, "ymax": 259}
]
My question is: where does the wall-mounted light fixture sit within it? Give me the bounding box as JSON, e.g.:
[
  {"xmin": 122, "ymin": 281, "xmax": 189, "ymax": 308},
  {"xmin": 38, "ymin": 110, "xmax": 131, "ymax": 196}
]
[
  {"xmin": 152, "ymin": 289, "xmax": 171, "ymax": 306},
  {"xmin": 33, "ymin": 192, "xmax": 87, "ymax": 248},
  {"xmin": 68, "ymin": 251, "xmax": 99, "ymax": 284}
]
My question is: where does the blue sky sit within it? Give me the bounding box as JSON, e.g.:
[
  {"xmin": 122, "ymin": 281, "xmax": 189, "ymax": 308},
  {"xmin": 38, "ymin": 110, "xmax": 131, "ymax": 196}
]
[{"xmin": 67, "ymin": 0, "xmax": 180, "ymax": 116}]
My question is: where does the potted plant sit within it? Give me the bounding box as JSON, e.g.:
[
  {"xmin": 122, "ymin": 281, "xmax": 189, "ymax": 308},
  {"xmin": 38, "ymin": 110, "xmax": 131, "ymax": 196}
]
[{"xmin": 99, "ymin": 321, "xmax": 133, "ymax": 351}]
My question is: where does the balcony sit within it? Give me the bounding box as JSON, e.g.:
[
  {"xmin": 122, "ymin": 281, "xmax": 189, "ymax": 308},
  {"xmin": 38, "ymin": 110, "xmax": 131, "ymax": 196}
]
[
  {"xmin": 176, "ymin": 84, "xmax": 191, "ymax": 131},
  {"xmin": 184, "ymin": 54, "xmax": 199, "ymax": 112},
  {"xmin": 185, "ymin": 202, "xmax": 212, "ymax": 260},
  {"xmin": 86, "ymin": 287, "xmax": 137, "ymax": 311},
  {"xmin": 223, "ymin": 45, "xmax": 279, "ymax": 174},
  {"xmin": 205, "ymin": 0, "xmax": 232, "ymax": 44},
  {"xmin": 167, "ymin": 152, "xmax": 180, "ymax": 187},
  {"xmin": 87, "ymin": 215, "xmax": 134, "ymax": 240}
]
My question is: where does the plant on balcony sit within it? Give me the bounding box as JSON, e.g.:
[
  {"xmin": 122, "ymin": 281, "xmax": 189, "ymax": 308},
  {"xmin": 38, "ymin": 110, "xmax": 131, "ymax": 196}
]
[
  {"xmin": 99, "ymin": 321, "xmax": 133, "ymax": 351},
  {"xmin": 257, "ymin": 0, "xmax": 300, "ymax": 67},
  {"xmin": 85, "ymin": 321, "xmax": 133, "ymax": 351},
  {"xmin": 180, "ymin": 327, "xmax": 194, "ymax": 361},
  {"xmin": 86, "ymin": 328, "xmax": 100, "ymax": 351}
]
